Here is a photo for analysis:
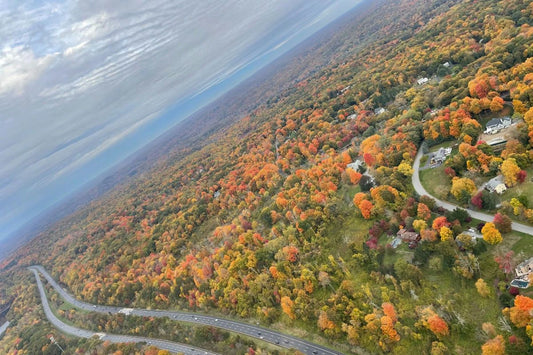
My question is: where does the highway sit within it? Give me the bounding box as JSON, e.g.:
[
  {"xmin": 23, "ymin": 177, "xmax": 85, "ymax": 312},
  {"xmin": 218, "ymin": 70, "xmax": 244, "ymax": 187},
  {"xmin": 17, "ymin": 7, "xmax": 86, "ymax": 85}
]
[
  {"xmin": 413, "ymin": 147, "xmax": 532, "ymax": 235},
  {"xmin": 32, "ymin": 266, "xmax": 347, "ymax": 355},
  {"xmin": 30, "ymin": 268, "xmax": 218, "ymax": 355}
]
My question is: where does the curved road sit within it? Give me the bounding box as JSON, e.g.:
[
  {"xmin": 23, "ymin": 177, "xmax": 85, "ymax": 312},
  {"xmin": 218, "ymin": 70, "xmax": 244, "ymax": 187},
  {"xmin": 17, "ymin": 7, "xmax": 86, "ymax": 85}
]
[
  {"xmin": 0, "ymin": 321, "xmax": 9, "ymax": 337},
  {"xmin": 413, "ymin": 148, "xmax": 532, "ymax": 235},
  {"xmin": 30, "ymin": 268, "xmax": 218, "ymax": 355},
  {"xmin": 32, "ymin": 266, "xmax": 347, "ymax": 355}
]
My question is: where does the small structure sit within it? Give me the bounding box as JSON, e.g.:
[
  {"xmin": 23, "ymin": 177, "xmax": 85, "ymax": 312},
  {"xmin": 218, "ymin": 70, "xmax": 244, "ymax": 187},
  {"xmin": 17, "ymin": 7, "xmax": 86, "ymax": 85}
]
[
  {"xmin": 397, "ymin": 229, "xmax": 420, "ymax": 248},
  {"xmin": 429, "ymin": 147, "xmax": 452, "ymax": 166},
  {"xmin": 511, "ymin": 257, "xmax": 533, "ymax": 289},
  {"xmin": 484, "ymin": 117, "xmax": 511, "ymax": 134},
  {"xmin": 417, "ymin": 77, "xmax": 429, "ymax": 85},
  {"xmin": 515, "ymin": 257, "xmax": 533, "ymax": 278},
  {"xmin": 347, "ymin": 160, "xmax": 363, "ymax": 172},
  {"xmin": 347, "ymin": 113, "xmax": 358, "ymax": 120},
  {"xmin": 443, "ymin": 62, "xmax": 451, "ymax": 68},
  {"xmin": 462, "ymin": 228, "xmax": 483, "ymax": 240},
  {"xmin": 390, "ymin": 237, "xmax": 402, "ymax": 249},
  {"xmin": 340, "ymin": 85, "xmax": 352, "ymax": 94},
  {"xmin": 375, "ymin": 107, "xmax": 386, "ymax": 115},
  {"xmin": 485, "ymin": 175, "xmax": 507, "ymax": 194},
  {"xmin": 487, "ymin": 138, "xmax": 507, "ymax": 152}
]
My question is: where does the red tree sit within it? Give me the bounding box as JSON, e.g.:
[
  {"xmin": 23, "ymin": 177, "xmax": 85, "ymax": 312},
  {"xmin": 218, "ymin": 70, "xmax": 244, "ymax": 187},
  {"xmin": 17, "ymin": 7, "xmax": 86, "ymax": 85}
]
[
  {"xmin": 471, "ymin": 192, "xmax": 483, "ymax": 209},
  {"xmin": 517, "ymin": 170, "xmax": 527, "ymax": 183},
  {"xmin": 493, "ymin": 213, "xmax": 512, "ymax": 234}
]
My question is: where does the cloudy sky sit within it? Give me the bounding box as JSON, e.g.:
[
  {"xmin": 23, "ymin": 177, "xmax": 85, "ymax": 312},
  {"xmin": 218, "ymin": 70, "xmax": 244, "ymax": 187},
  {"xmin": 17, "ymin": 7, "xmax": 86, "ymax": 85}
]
[{"xmin": 0, "ymin": 0, "xmax": 359, "ymax": 244}]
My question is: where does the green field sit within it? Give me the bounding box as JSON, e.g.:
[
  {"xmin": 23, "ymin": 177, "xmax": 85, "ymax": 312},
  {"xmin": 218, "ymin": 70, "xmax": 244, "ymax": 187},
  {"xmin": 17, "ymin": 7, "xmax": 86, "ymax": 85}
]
[{"xmin": 419, "ymin": 165, "xmax": 451, "ymax": 200}]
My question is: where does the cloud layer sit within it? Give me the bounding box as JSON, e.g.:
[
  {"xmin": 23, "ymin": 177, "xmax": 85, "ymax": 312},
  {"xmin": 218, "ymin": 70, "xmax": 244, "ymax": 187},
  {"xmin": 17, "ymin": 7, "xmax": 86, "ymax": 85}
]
[{"xmin": 0, "ymin": 0, "xmax": 357, "ymax": 241}]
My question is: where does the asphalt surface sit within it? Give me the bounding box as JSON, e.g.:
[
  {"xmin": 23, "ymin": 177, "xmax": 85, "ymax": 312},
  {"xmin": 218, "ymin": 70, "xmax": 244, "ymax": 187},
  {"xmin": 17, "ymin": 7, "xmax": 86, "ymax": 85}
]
[
  {"xmin": 413, "ymin": 147, "xmax": 532, "ymax": 235},
  {"xmin": 32, "ymin": 266, "xmax": 345, "ymax": 355},
  {"xmin": 0, "ymin": 321, "xmax": 9, "ymax": 337},
  {"xmin": 30, "ymin": 267, "xmax": 219, "ymax": 355}
]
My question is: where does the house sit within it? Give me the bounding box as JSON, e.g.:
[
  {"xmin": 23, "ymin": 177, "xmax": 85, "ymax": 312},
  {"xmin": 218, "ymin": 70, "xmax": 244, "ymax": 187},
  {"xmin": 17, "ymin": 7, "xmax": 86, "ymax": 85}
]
[
  {"xmin": 430, "ymin": 147, "xmax": 452, "ymax": 166},
  {"xmin": 510, "ymin": 257, "xmax": 533, "ymax": 289},
  {"xmin": 397, "ymin": 229, "xmax": 420, "ymax": 242},
  {"xmin": 443, "ymin": 62, "xmax": 451, "ymax": 68},
  {"xmin": 485, "ymin": 175, "xmax": 507, "ymax": 194},
  {"xmin": 397, "ymin": 229, "xmax": 420, "ymax": 248},
  {"xmin": 375, "ymin": 107, "xmax": 386, "ymax": 115},
  {"xmin": 347, "ymin": 113, "xmax": 358, "ymax": 120},
  {"xmin": 484, "ymin": 117, "xmax": 512, "ymax": 134},
  {"xmin": 515, "ymin": 257, "xmax": 533, "ymax": 278},
  {"xmin": 417, "ymin": 77, "xmax": 429, "ymax": 85},
  {"xmin": 463, "ymin": 227, "xmax": 483, "ymax": 240},
  {"xmin": 347, "ymin": 160, "xmax": 363, "ymax": 172}
]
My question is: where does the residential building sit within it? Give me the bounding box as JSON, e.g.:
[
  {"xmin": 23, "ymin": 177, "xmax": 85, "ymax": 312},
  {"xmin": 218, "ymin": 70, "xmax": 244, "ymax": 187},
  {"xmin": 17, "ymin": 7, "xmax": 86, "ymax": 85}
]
[
  {"xmin": 484, "ymin": 117, "xmax": 511, "ymax": 134},
  {"xmin": 485, "ymin": 175, "xmax": 507, "ymax": 194},
  {"xmin": 430, "ymin": 147, "xmax": 452, "ymax": 166},
  {"xmin": 516, "ymin": 257, "xmax": 533, "ymax": 278},
  {"xmin": 347, "ymin": 160, "xmax": 363, "ymax": 172}
]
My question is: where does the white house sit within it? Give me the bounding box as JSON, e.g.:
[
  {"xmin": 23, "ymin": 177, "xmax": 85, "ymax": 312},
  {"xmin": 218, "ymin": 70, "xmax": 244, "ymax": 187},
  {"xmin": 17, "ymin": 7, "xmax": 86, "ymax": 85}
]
[
  {"xmin": 347, "ymin": 160, "xmax": 363, "ymax": 172},
  {"xmin": 347, "ymin": 113, "xmax": 358, "ymax": 120},
  {"xmin": 463, "ymin": 227, "xmax": 483, "ymax": 241},
  {"xmin": 417, "ymin": 77, "xmax": 429, "ymax": 85},
  {"xmin": 511, "ymin": 257, "xmax": 533, "ymax": 289},
  {"xmin": 443, "ymin": 62, "xmax": 451, "ymax": 68},
  {"xmin": 485, "ymin": 175, "xmax": 507, "ymax": 194},
  {"xmin": 516, "ymin": 257, "xmax": 533, "ymax": 278},
  {"xmin": 430, "ymin": 147, "xmax": 452, "ymax": 166},
  {"xmin": 484, "ymin": 117, "xmax": 511, "ymax": 134},
  {"xmin": 375, "ymin": 107, "xmax": 386, "ymax": 115}
]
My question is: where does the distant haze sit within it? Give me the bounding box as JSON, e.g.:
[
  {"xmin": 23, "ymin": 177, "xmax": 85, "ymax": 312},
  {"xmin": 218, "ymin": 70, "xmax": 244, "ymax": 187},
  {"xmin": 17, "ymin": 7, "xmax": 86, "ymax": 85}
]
[{"xmin": 0, "ymin": 0, "xmax": 359, "ymax": 246}]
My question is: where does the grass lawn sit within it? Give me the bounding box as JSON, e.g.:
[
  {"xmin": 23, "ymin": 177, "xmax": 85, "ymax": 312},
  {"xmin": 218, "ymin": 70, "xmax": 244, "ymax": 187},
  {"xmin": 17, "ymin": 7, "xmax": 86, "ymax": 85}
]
[
  {"xmin": 428, "ymin": 140, "xmax": 456, "ymax": 153},
  {"xmin": 326, "ymin": 212, "xmax": 373, "ymax": 260},
  {"xmin": 424, "ymin": 268, "xmax": 503, "ymax": 354},
  {"xmin": 494, "ymin": 230, "xmax": 533, "ymax": 258},
  {"xmin": 382, "ymin": 244, "xmax": 414, "ymax": 267},
  {"xmin": 419, "ymin": 165, "xmax": 451, "ymax": 199}
]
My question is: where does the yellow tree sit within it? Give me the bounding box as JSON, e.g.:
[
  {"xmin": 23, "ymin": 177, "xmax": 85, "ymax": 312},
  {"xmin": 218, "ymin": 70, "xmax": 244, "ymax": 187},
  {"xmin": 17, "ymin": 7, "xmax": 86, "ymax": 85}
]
[
  {"xmin": 500, "ymin": 158, "xmax": 521, "ymax": 187},
  {"xmin": 513, "ymin": 99, "xmax": 527, "ymax": 115},
  {"xmin": 481, "ymin": 222, "xmax": 502, "ymax": 245},
  {"xmin": 475, "ymin": 278, "xmax": 490, "ymax": 297},
  {"xmin": 439, "ymin": 226, "xmax": 453, "ymax": 242},
  {"xmin": 489, "ymin": 96, "xmax": 504, "ymax": 112},
  {"xmin": 413, "ymin": 219, "xmax": 428, "ymax": 232},
  {"xmin": 481, "ymin": 335, "xmax": 505, "ymax": 355},
  {"xmin": 450, "ymin": 177, "xmax": 477, "ymax": 204}
]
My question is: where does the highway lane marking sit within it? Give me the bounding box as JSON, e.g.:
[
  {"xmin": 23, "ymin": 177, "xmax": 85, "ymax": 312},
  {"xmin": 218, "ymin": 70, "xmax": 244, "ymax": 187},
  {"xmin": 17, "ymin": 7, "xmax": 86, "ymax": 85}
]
[{"xmin": 33, "ymin": 266, "xmax": 346, "ymax": 355}]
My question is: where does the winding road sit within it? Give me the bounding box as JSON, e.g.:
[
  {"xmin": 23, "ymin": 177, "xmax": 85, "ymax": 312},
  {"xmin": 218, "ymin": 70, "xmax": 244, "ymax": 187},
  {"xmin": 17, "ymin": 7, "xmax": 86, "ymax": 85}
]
[
  {"xmin": 30, "ymin": 267, "xmax": 218, "ymax": 355},
  {"xmin": 31, "ymin": 266, "xmax": 346, "ymax": 355},
  {"xmin": 0, "ymin": 321, "xmax": 9, "ymax": 337},
  {"xmin": 413, "ymin": 148, "xmax": 532, "ymax": 235}
]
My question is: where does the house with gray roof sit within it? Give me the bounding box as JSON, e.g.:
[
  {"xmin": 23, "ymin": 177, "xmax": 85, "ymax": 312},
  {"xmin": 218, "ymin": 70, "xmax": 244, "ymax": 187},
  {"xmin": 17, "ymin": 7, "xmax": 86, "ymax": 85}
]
[
  {"xmin": 484, "ymin": 117, "xmax": 511, "ymax": 134},
  {"xmin": 485, "ymin": 175, "xmax": 506, "ymax": 194}
]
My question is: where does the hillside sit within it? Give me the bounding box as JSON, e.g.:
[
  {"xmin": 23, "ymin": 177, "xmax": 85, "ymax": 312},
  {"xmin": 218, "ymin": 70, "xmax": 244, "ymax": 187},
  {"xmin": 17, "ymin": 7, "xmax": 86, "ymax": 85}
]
[{"xmin": 2, "ymin": 0, "xmax": 533, "ymax": 354}]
